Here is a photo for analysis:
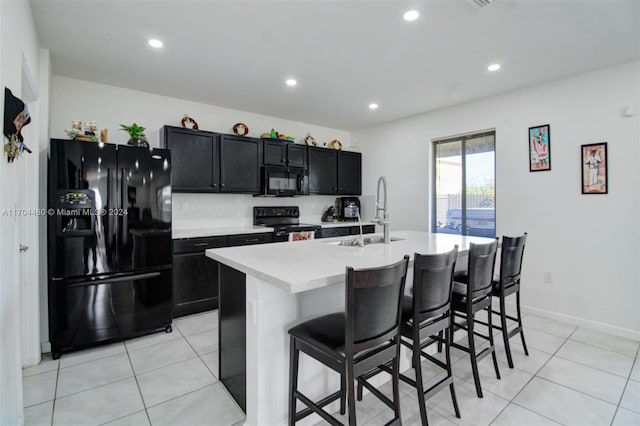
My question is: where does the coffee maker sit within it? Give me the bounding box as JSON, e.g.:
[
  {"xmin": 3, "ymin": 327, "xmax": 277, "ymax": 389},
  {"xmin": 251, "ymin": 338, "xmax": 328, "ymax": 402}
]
[{"xmin": 335, "ymin": 197, "xmax": 361, "ymax": 221}]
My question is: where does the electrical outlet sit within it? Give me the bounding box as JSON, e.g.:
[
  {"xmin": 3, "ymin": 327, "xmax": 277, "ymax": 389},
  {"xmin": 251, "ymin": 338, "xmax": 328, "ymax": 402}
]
[{"xmin": 544, "ymin": 272, "xmax": 553, "ymax": 283}]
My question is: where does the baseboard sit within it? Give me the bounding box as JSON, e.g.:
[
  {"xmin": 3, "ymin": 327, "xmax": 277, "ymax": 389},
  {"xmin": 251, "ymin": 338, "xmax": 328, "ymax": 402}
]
[{"xmin": 508, "ymin": 302, "xmax": 640, "ymax": 342}]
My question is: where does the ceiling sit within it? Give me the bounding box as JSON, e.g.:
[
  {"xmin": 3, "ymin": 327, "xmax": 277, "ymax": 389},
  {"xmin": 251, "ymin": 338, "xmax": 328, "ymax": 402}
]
[{"xmin": 31, "ymin": 0, "xmax": 640, "ymax": 131}]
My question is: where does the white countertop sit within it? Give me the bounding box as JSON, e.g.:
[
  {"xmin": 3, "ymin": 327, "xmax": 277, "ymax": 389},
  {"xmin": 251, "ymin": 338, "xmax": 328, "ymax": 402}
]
[
  {"xmin": 172, "ymin": 226, "xmax": 274, "ymax": 239},
  {"xmin": 206, "ymin": 230, "xmax": 495, "ymax": 294}
]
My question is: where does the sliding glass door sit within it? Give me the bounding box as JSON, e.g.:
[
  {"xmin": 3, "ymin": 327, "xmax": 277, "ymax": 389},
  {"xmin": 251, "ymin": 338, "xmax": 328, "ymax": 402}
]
[{"xmin": 432, "ymin": 131, "xmax": 495, "ymax": 237}]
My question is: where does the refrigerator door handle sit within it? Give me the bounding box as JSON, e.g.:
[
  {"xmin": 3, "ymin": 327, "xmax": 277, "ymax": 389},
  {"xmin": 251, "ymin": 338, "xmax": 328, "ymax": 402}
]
[{"xmin": 63, "ymin": 271, "xmax": 161, "ymax": 288}]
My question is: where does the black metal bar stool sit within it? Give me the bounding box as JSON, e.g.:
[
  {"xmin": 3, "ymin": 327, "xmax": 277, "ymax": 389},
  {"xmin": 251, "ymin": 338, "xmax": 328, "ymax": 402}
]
[
  {"xmin": 358, "ymin": 246, "xmax": 462, "ymax": 425},
  {"xmin": 474, "ymin": 233, "xmax": 528, "ymax": 368},
  {"xmin": 288, "ymin": 256, "xmax": 409, "ymax": 426},
  {"xmin": 450, "ymin": 240, "xmax": 500, "ymax": 398}
]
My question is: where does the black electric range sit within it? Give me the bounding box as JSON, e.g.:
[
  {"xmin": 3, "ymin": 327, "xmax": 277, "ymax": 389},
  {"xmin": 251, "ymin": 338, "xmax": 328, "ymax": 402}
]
[{"xmin": 253, "ymin": 206, "xmax": 321, "ymax": 241}]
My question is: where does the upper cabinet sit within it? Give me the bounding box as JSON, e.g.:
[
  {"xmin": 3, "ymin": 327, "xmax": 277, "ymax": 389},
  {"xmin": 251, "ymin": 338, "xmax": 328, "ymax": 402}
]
[
  {"xmin": 263, "ymin": 141, "xmax": 307, "ymax": 168},
  {"xmin": 308, "ymin": 147, "xmax": 361, "ymax": 195},
  {"xmin": 163, "ymin": 125, "xmax": 360, "ymax": 195},
  {"xmin": 161, "ymin": 126, "xmax": 261, "ymax": 194},
  {"xmin": 337, "ymin": 151, "xmax": 361, "ymax": 195},
  {"xmin": 161, "ymin": 126, "xmax": 220, "ymax": 192},
  {"xmin": 308, "ymin": 146, "xmax": 337, "ymax": 194},
  {"xmin": 220, "ymin": 135, "xmax": 262, "ymax": 193}
]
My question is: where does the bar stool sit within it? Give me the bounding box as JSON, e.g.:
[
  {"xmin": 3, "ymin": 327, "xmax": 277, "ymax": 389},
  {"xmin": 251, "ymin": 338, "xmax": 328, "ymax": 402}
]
[
  {"xmin": 450, "ymin": 240, "xmax": 500, "ymax": 398},
  {"xmin": 358, "ymin": 246, "xmax": 461, "ymax": 425},
  {"xmin": 485, "ymin": 233, "xmax": 528, "ymax": 368},
  {"xmin": 288, "ymin": 256, "xmax": 409, "ymax": 426}
]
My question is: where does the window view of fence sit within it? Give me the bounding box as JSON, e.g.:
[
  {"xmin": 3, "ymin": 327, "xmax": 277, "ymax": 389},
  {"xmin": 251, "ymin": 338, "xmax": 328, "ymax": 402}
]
[{"xmin": 433, "ymin": 131, "xmax": 496, "ymax": 238}]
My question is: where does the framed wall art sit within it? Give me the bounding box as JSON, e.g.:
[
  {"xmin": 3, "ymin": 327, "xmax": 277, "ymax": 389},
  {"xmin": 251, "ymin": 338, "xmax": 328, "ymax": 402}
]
[
  {"xmin": 581, "ymin": 142, "xmax": 608, "ymax": 194},
  {"xmin": 529, "ymin": 124, "xmax": 550, "ymax": 172}
]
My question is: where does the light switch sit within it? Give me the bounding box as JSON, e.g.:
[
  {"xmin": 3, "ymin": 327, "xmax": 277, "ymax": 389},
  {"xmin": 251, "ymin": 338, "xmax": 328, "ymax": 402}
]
[{"xmin": 247, "ymin": 299, "xmax": 257, "ymax": 324}]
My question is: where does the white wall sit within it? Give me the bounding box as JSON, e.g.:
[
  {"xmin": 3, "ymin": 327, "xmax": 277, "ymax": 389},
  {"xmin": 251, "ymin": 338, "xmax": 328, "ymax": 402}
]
[
  {"xmin": 353, "ymin": 61, "xmax": 640, "ymax": 337},
  {"xmin": 50, "ymin": 75, "xmax": 351, "ymax": 148},
  {"xmin": 0, "ymin": 0, "xmax": 45, "ymax": 424}
]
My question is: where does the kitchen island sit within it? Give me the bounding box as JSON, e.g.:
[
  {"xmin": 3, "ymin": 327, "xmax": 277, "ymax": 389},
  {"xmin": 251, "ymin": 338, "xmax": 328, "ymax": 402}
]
[{"xmin": 206, "ymin": 230, "xmax": 495, "ymax": 426}]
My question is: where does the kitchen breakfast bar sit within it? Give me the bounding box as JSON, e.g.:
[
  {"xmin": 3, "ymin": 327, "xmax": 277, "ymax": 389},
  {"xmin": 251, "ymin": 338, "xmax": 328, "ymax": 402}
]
[{"xmin": 206, "ymin": 231, "xmax": 495, "ymax": 426}]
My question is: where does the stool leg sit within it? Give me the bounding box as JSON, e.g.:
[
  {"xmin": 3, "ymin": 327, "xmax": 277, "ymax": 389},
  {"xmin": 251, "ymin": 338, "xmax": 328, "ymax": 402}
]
[
  {"xmin": 347, "ymin": 361, "xmax": 357, "ymax": 426},
  {"xmin": 467, "ymin": 311, "xmax": 483, "ymax": 398},
  {"xmin": 356, "ymin": 378, "xmax": 363, "ymax": 401},
  {"xmin": 487, "ymin": 300, "xmax": 501, "ymax": 380},
  {"xmin": 413, "ymin": 335, "xmax": 429, "ymax": 425},
  {"xmin": 340, "ymin": 373, "xmax": 346, "ymax": 415},
  {"xmin": 437, "ymin": 330, "xmax": 443, "ymax": 353},
  {"xmin": 516, "ymin": 290, "xmax": 529, "ymax": 356},
  {"xmin": 499, "ymin": 293, "xmax": 514, "ymax": 368},
  {"xmin": 446, "ymin": 321, "xmax": 460, "ymax": 419},
  {"xmin": 392, "ymin": 340, "xmax": 401, "ymax": 422},
  {"xmin": 289, "ymin": 336, "xmax": 299, "ymax": 426}
]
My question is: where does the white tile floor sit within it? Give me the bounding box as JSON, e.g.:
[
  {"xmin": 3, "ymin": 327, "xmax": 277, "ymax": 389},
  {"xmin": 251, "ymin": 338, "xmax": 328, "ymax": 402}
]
[{"xmin": 23, "ymin": 310, "xmax": 640, "ymax": 426}]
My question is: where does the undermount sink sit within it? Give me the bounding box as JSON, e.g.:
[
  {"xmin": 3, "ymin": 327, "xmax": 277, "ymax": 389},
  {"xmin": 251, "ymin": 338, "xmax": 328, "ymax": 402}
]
[{"xmin": 326, "ymin": 236, "xmax": 404, "ymax": 246}]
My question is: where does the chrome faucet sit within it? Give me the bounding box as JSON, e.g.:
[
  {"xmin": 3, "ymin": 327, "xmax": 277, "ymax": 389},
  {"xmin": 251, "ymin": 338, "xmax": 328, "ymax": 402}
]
[
  {"xmin": 372, "ymin": 176, "xmax": 390, "ymax": 244},
  {"xmin": 356, "ymin": 210, "xmax": 364, "ymax": 247}
]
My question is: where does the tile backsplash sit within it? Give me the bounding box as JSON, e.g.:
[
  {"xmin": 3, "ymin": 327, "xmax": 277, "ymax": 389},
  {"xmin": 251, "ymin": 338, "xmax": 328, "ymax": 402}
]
[{"xmin": 172, "ymin": 193, "xmax": 376, "ymax": 230}]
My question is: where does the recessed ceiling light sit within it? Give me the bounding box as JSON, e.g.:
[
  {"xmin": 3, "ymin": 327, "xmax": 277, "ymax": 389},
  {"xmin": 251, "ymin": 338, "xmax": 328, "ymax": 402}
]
[
  {"xmin": 286, "ymin": 79, "xmax": 297, "ymax": 86},
  {"xmin": 488, "ymin": 63, "xmax": 501, "ymax": 72},
  {"xmin": 369, "ymin": 103, "xmax": 379, "ymax": 110},
  {"xmin": 148, "ymin": 39, "xmax": 163, "ymax": 48},
  {"xmin": 403, "ymin": 10, "xmax": 419, "ymax": 21}
]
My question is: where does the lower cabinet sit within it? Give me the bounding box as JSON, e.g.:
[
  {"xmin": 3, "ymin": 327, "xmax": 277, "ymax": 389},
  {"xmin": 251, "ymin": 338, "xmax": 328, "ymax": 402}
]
[
  {"xmin": 316, "ymin": 224, "xmax": 375, "ymax": 239},
  {"xmin": 173, "ymin": 236, "xmax": 227, "ymax": 318},
  {"xmin": 172, "ymin": 233, "xmax": 273, "ymax": 318}
]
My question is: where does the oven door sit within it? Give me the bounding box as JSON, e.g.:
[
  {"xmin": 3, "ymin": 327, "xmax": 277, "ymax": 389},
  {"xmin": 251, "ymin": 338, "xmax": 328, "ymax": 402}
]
[{"xmin": 263, "ymin": 166, "xmax": 308, "ymax": 196}]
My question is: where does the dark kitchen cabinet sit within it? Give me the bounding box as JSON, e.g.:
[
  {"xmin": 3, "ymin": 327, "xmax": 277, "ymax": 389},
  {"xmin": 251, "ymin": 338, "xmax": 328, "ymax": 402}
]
[
  {"xmin": 263, "ymin": 141, "xmax": 307, "ymax": 168},
  {"xmin": 316, "ymin": 224, "xmax": 374, "ymax": 239},
  {"xmin": 220, "ymin": 135, "xmax": 262, "ymax": 193},
  {"xmin": 172, "ymin": 236, "xmax": 227, "ymax": 317},
  {"xmin": 308, "ymin": 146, "xmax": 338, "ymax": 194},
  {"xmin": 308, "ymin": 147, "xmax": 361, "ymax": 195},
  {"xmin": 338, "ymin": 151, "xmax": 362, "ymax": 195},
  {"xmin": 172, "ymin": 232, "xmax": 273, "ymax": 318},
  {"xmin": 161, "ymin": 126, "xmax": 220, "ymax": 192},
  {"xmin": 227, "ymin": 233, "xmax": 273, "ymax": 246}
]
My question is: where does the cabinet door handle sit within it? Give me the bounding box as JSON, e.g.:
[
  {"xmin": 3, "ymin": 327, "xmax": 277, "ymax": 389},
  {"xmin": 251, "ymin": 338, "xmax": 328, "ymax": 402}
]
[
  {"xmin": 213, "ymin": 183, "xmax": 217, "ymax": 187},
  {"xmin": 221, "ymin": 183, "xmax": 225, "ymax": 187},
  {"xmin": 281, "ymin": 158, "xmax": 285, "ymax": 163},
  {"xmin": 193, "ymin": 242, "xmax": 209, "ymax": 247}
]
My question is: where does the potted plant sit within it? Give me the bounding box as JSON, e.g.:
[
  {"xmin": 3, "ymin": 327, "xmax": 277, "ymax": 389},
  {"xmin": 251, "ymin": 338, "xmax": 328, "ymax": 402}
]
[{"xmin": 120, "ymin": 123, "xmax": 149, "ymax": 147}]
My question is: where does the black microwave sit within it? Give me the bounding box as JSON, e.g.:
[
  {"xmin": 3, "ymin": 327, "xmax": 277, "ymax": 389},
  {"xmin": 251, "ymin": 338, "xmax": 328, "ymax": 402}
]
[{"xmin": 260, "ymin": 166, "xmax": 309, "ymax": 196}]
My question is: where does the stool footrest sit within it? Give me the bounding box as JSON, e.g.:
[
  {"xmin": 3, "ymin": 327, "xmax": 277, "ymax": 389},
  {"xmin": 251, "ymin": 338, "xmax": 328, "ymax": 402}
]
[
  {"xmin": 294, "ymin": 390, "xmax": 342, "ymax": 425},
  {"xmin": 507, "ymin": 326, "xmax": 522, "ymax": 339},
  {"xmin": 358, "ymin": 376, "xmax": 395, "ymax": 411},
  {"xmin": 423, "ymin": 375, "xmax": 454, "ymax": 401}
]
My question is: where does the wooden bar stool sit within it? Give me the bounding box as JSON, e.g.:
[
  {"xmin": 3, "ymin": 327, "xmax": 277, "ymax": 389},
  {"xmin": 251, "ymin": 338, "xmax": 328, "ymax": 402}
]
[
  {"xmin": 477, "ymin": 233, "xmax": 528, "ymax": 368},
  {"xmin": 359, "ymin": 246, "xmax": 462, "ymax": 425},
  {"xmin": 450, "ymin": 240, "xmax": 500, "ymax": 398},
  {"xmin": 288, "ymin": 256, "xmax": 410, "ymax": 426}
]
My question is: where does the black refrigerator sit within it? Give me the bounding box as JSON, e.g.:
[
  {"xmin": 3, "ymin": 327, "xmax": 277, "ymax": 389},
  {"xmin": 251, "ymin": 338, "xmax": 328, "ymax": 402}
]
[{"xmin": 48, "ymin": 139, "xmax": 172, "ymax": 359}]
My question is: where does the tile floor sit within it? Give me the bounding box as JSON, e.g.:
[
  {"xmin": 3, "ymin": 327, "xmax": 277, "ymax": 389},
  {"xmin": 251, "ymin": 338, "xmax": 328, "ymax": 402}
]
[{"xmin": 23, "ymin": 310, "xmax": 640, "ymax": 426}]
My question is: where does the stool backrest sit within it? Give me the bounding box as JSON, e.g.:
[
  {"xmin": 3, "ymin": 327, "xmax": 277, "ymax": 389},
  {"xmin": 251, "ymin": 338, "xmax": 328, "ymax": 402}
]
[
  {"xmin": 345, "ymin": 256, "xmax": 409, "ymax": 353},
  {"xmin": 467, "ymin": 239, "xmax": 498, "ymax": 298},
  {"xmin": 499, "ymin": 233, "xmax": 527, "ymax": 288},
  {"xmin": 412, "ymin": 246, "xmax": 458, "ymax": 323}
]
